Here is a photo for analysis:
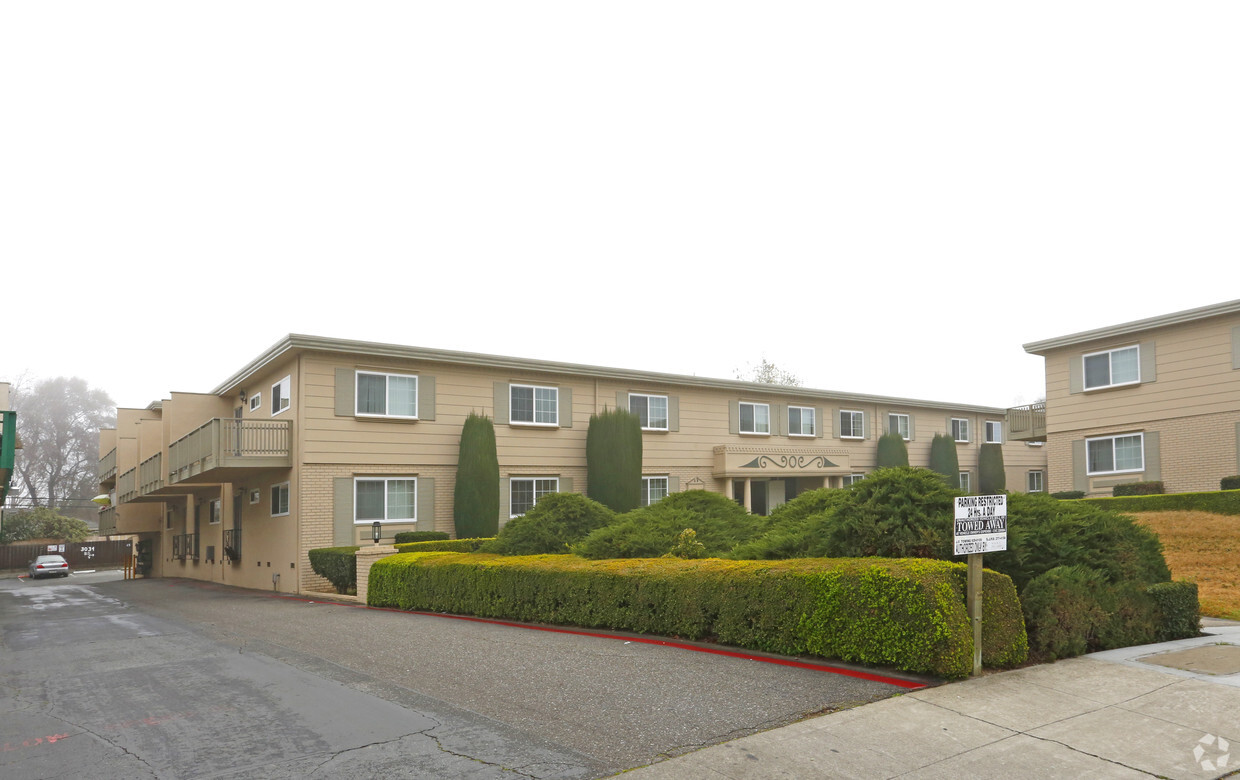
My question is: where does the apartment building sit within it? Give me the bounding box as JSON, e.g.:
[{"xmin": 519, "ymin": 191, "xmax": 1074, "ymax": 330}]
[
  {"xmin": 98, "ymin": 335, "xmax": 1047, "ymax": 594},
  {"xmin": 1011, "ymin": 299, "xmax": 1240, "ymax": 496}
]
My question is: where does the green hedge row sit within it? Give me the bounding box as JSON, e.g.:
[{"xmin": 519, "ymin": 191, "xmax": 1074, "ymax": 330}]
[
  {"xmin": 308, "ymin": 546, "xmax": 359, "ymax": 594},
  {"xmin": 393, "ymin": 538, "xmax": 493, "ymax": 553},
  {"xmin": 368, "ymin": 553, "xmax": 1028, "ymax": 679},
  {"xmin": 1079, "ymin": 490, "xmax": 1240, "ymax": 516},
  {"xmin": 1113, "ymin": 481, "xmax": 1164, "ymax": 497},
  {"xmin": 393, "ymin": 531, "xmax": 451, "ymax": 544}
]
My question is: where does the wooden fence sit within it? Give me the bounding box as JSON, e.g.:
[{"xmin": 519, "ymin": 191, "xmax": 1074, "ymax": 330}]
[{"xmin": 0, "ymin": 539, "xmax": 134, "ymax": 572}]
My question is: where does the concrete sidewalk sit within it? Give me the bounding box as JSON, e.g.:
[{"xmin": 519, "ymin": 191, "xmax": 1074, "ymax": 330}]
[{"xmin": 618, "ymin": 620, "xmax": 1240, "ymax": 779}]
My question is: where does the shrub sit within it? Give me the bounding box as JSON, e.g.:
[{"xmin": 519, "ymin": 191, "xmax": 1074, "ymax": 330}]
[
  {"xmin": 1113, "ymin": 481, "xmax": 1164, "ymax": 497},
  {"xmin": 665, "ymin": 528, "xmax": 707, "ymax": 559},
  {"xmin": 927, "ymin": 433, "xmax": 960, "ymax": 487},
  {"xmin": 876, "ymin": 432, "xmax": 909, "ymax": 468},
  {"xmin": 818, "ymin": 467, "xmax": 957, "ymax": 559},
  {"xmin": 586, "ymin": 408, "xmax": 643, "ymax": 512},
  {"xmin": 307, "ymin": 546, "xmax": 359, "ymax": 594},
  {"xmin": 395, "ymin": 538, "xmax": 492, "ymax": 553},
  {"xmin": 728, "ymin": 487, "xmax": 853, "ymax": 560},
  {"xmin": 1020, "ymin": 565, "xmax": 1110, "ymax": 660},
  {"xmin": 978, "ymin": 443, "xmax": 1005, "ymax": 494},
  {"xmin": 479, "ymin": 492, "xmax": 615, "ymax": 555},
  {"xmin": 1083, "ymin": 491, "xmax": 1240, "ymax": 516},
  {"xmin": 455, "ymin": 413, "xmax": 501, "ymax": 538},
  {"xmin": 1222, "ymin": 476, "xmax": 1240, "ymax": 491},
  {"xmin": 393, "ymin": 531, "xmax": 450, "ymax": 544},
  {"xmin": 1051, "ymin": 491, "xmax": 1086, "ymax": 500},
  {"xmin": 1147, "ymin": 580, "xmax": 1201, "ymax": 641},
  {"xmin": 572, "ymin": 489, "xmax": 759, "ymax": 559}
]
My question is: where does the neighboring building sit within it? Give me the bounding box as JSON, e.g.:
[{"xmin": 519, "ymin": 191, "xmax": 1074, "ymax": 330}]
[
  {"xmin": 98, "ymin": 335, "xmax": 1047, "ymax": 594},
  {"xmin": 1013, "ymin": 299, "xmax": 1240, "ymax": 496},
  {"xmin": 1, "ymin": 382, "xmax": 16, "ymax": 506}
]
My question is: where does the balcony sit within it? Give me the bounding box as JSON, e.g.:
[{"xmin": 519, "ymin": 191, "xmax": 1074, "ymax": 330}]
[
  {"xmin": 99, "ymin": 448, "xmax": 117, "ymax": 486},
  {"xmin": 99, "ymin": 506, "xmax": 117, "ymax": 535},
  {"xmin": 118, "ymin": 468, "xmax": 138, "ymax": 504},
  {"xmin": 168, "ymin": 418, "xmax": 292, "ymax": 485},
  {"xmin": 1006, "ymin": 402, "xmax": 1047, "ymax": 442}
]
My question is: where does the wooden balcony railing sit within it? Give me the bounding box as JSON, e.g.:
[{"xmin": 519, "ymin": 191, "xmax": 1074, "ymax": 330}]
[
  {"xmin": 1006, "ymin": 402, "xmax": 1047, "ymax": 441},
  {"xmin": 139, "ymin": 452, "xmax": 163, "ymax": 496},
  {"xmin": 168, "ymin": 419, "xmax": 292, "ymax": 484},
  {"xmin": 117, "ymin": 468, "xmax": 138, "ymax": 504},
  {"xmin": 99, "ymin": 448, "xmax": 117, "ymax": 484}
]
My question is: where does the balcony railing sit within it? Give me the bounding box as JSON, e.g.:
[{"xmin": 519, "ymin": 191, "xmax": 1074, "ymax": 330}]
[
  {"xmin": 168, "ymin": 418, "xmax": 292, "ymax": 484},
  {"xmin": 223, "ymin": 528, "xmax": 240, "ymax": 562},
  {"xmin": 139, "ymin": 452, "xmax": 163, "ymax": 496},
  {"xmin": 117, "ymin": 468, "xmax": 138, "ymax": 504},
  {"xmin": 1006, "ymin": 402, "xmax": 1047, "ymax": 442},
  {"xmin": 99, "ymin": 506, "xmax": 117, "ymax": 535},
  {"xmin": 173, "ymin": 533, "xmax": 199, "ymax": 561},
  {"xmin": 99, "ymin": 448, "xmax": 117, "ymax": 484}
]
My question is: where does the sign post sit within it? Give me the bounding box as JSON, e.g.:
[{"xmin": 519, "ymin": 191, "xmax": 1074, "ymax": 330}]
[{"xmin": 953, "ymin": 494, "xmax": 1007, "ymax": 676}]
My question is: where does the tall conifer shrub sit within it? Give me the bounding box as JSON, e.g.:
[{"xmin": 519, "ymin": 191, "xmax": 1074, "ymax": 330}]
[
  {"xmin": 876, "ymin": 432, "xmax": 909, "ymax": 468},
  {"xmin": 454, "ymin": 413, "xmax": 500, "ymax": 538},
  {"xmin": 928, "ymin": 433, "xmax": 960, "ymax": 486},
  {"xmin": 586, "ymin": 408, "xmax": 643, "ymax": 512},
  {"xmin": 979, "ymin": 443, "xmax": 1006, "ymax": 494}
]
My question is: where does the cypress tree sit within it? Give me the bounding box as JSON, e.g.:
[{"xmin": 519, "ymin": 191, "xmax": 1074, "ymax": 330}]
[
  {"xmin": 876, "ymin": 432, "xmax": 909, "ymax": 468},
  {"xmin": 979, "ymin": 442, "xmax": 1007, "ymax": 494},
  {"xmin": 586, "ymin": 407, "xmax": 643, "ymax": 512},
  {"xmin": 454, "ymin": 413, "xmax": 500, "ymax": 538},
  {"xmin": 928, "ymin": 433, "xmax": 960, "ymax": 486}
]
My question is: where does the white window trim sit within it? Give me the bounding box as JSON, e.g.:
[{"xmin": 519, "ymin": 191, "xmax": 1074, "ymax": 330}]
[
  {"xmin": 1085, "ymin": 433, "xmax": 1145, "ymax": 475},
  {"xmin": 509, "ymin": 477, "xmax": 559, "ymax": 518},
  {"xmin": 959, "ymin": 472, "xmax": 971, "ymax": 493},
  {"xmin": 839, "ymin": 410, "xmax": 864, "ymax": 440},
  {"xmin": 271, "ymin": 376, "xmax": 291, "ymax": 417},
  {"xmin": 249, "ymin": 393, "xmax": 261, "ymax": 412},
  {"xmin": 249, "ymin": 489, "xmax": 261, "ymax": 505},
  {"xmin": 353, "ymin": 476, "xmax": 418, "ymax": 525},
  {"xmin": 1083, "ymin": 345, "xmax": 1141, "ymax": 391},
  {"xmin": 355, "ymin": 370, "xmax": 419, "ymax": 419},
  {"xmin": 208, "ymin": 499, "xmax": 222, "ymax": 525},
  {"xmin": 843, "ymin": 473, "xmax": 865, "ymax": 485},
  {"xmin": 629, "ymin": 393, "xmax": 669, "ymax": 431},
  {"xmin": 509, "ymin": 384, "xmax": 559, "ymax": 427},
  {"xmin": 951, "ymin": 418, "xmax": 970, "ymax": 443},
  {"xmin": 888, "ymin": 413, "xmax": 910, "ymax": 441},
  {"xmin": 788, "ymin": 406, "xmax": 816, "ymax": 437},
  {"xmin": 739, "ymin": 402, "xmax": 771, "ymax": 435},
  {"xmin": 1028, "ymin": 470, "xmax": 1045, "ymax": 492},
  {"xmin": 271, "ymin": 482, "xmax": 290, "ymax": 517},
  {"xmin": 984, "ymin": 420, "xmax": 1003, "ymax": 444},
  {"xmin": 642, "ymin": 476, "xmax": 669, "ymax": 506}
]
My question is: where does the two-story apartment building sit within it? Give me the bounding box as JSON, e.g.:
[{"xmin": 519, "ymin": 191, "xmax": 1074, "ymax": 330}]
[
  {"xmin": 1012, "ymin": 299, "xmax": 1240, "ymax": 496},
  {"xmin": 98, "ymin": 335, "xmax": 1047, "ymax": 594}
]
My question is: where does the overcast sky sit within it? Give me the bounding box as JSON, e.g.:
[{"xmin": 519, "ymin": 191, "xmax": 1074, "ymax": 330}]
[{"xmin": 3, "ymin": 2, "xmax": 1237, "ymax": 413}]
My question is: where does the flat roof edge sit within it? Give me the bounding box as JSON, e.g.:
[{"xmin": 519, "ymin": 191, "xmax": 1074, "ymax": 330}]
[{"xmin": 1023, "ymin": 298, "xmax": 1240, "ymax": 354}]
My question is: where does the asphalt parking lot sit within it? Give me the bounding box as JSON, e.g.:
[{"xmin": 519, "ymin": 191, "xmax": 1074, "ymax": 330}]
[{"xmin": 1, "ymin": 575, "xmax": 924, "ymax": 778}]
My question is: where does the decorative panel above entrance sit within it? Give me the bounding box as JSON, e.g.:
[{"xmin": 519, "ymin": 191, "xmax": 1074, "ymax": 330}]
[{"xmin": 713, "ymin": 445, "xmax": 852, "ymax": 479}]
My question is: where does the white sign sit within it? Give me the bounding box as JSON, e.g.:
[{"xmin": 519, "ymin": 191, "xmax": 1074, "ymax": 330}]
[{"xmin": 954, "ymin": 495, "xmax": 1007, "ymax": 555}]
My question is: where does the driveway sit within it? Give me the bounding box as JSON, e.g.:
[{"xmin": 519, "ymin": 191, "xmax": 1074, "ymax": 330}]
[{"xmin": 0, "ymin": 575, "xmax": 922, "ymax": 778}]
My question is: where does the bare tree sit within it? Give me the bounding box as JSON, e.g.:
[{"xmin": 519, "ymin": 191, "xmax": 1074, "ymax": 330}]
[
  {"xmin": 735, "ymin": 358, "xmax": 803, "ymax": 387},
  {"xmin": 11, "ymin": 377, "xmax": 115, "ymax": 515}
]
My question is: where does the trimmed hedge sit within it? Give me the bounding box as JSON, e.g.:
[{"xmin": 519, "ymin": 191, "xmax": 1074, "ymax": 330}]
[
  {"xmin": 1113, "ymin": 481, "xmax": 1164, "ymax": 497},
  {"xmin": 393, "ymin": 531, "xmax": 451, "ymax": 544},
  {"xmin": 368, "ymin": 553, "xmax": 1028, "ymax": 679},
  {"xmin": 1079, "ymin": 490, "xmax": 1240, "ymax": 516},
  {"xmin": 1148, "ymin": 580, "xmax": 1201, "ymax": 642},
  {"xmin": 307, "ymin": 546, "xmax": 360, "ymax": 594},
  {"xmin": 1222, "ymin": 476, "xmax": 1240, "ymax": 491},
  {"xmin": 1051, "ymin": 491, "xmax": 1086, "ymax": 500},
  {"xmin": 394, "ymin": 538, "xmax": 492, "ymax": 553}
]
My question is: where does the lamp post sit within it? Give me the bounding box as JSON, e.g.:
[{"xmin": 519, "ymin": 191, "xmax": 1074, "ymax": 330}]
[{"xmin": 371, "ymin": 521, "xmax": 382, "ymax": 545}]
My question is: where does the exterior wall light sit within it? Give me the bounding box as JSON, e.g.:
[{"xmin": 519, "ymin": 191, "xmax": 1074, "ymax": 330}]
[{"xmin": 371, "ymin": 521, "xmax": 382, "ymax": 545}]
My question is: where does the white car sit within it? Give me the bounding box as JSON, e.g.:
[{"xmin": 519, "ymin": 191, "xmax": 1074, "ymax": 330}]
[{"xmin": 28, "ymin": 555, "xmax": 71, "ymax": 579}]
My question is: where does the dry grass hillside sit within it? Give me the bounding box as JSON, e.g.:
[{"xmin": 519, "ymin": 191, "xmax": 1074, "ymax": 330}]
[{"xmin": 1131, "ymin": 511, "xmax": 1240, "ymax": 620}]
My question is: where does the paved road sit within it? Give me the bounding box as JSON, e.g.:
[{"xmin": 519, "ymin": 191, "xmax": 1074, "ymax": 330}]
[{"xmin": 1, "ymin": 574, "xmax": 920, "ymax": 778}]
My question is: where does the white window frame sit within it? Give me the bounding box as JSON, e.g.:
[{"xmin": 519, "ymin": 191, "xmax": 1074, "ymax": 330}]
[
  {"xmin": 959, "ymin": 472, "xmax": 971, "ymax": 493},
  {"xmin": 984, "ymin": 420, "xmax": 1003, "ymax": 444},
  {"xmin": 1027, "ymin": 470, "xmax": 1045, "ymax": 493},
  {"xmin": 271, "ymin": 482, "xmax": 290, "ymax": 517},
  {"xmin": 888, "ymin": 413, "xmax": 910, "ymax": 440},
  {"xmin": 208, "ymin": 499, "xmax": 222, "ymax": 525},
  {"xmin": 839, "ymin": 410, "xmax": 864, "ymax": 439},
  {"xmin": 788, "ymin": 406, "xmax": 816, "ymax": 437},
  {"xmin": 509, "ymin": 477, "xmax": 558, "ymax": 518},
  {"xmin": 249, "ymin": 489, "xmax": 261, "ymax": 505},
  {"xmin": 271, "ymin": 376, "xmax": 291, "ymax": 416},
  {"xmin": 355, "ymin": 371, "xmax": 419, "ymax": 419},
  {"xmin": 353, "ymin": 477, "xmax": 417, "ymax": 525},
  {"xmin": 1083, "ymin": 345, "xmax": 1140, "ymax": 391},
  {"xmin": 641, "ymin": 476, "xmax": 670, "ymax": 507},
  {"xmin": 843, "ymin": 473, "xmax": 865, "ymax": 485},
  {"xmin": 738, "ymin": 402, "xmax": 770, "ymax": 435},
  {"xmin": 951, "ymin": 418, "xmax": 970, "ymax": 443},
  {"xmin": 629, "ymin": 393, "xmax": 669, "ymax": 431},
  {"xmin": 1086, "ymin": 433, "xmax": 1145, "ymax": 475},
  {"xmin": 249, "ymin": 392, "xmax": 261, "ymax": 413},
  {"xmin": 510, "ymin": 384, "xmax": 559, "ymax": 426}
]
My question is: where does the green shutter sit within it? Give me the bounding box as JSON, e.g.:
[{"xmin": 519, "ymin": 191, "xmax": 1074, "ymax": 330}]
[
  {"xmin": 1143, "ymin": 431, "xmax": 1160, "ymax": 481},
  {"xmin": 1069, "ymin": 356, "xmax": 1083, "ymax": 395},
  {"xmin": 728, "ymin": 401, "xmax": 739, "ymax": 435},
  {"xmin": 333, "ymin": 477, "xmax": 354, "ymax": 545},
  {"xmin": 420, "ymin": 376, "xmax": 436, "ymax": 420},
  {"xmin": 815, "ymin": 407, "xmax": 824, "ymax": 438},
  {"xmin": 498, "ymin": 477, "xmax": 509, "ymax": 526},
  {"xmin": 1072, "ymin": 440, "xmax": 1087, "ymax": 493},
  {"xmin": 668, "ymin": 396, "xmax": 679, "ymax": 432},
  {"xmin": 560, "ymin": 387, "xmax": 572, "ymax": 428},
  {"xmin": 617, "ymin": 390, "xmax": 627, "ymax": 411},
  {"xmin": 668, "ymin": 475, "xmax": 680, "ymax": 493},
  {"xmin": 1232, "ymin": 327, "xmax": 1240, "ymax": 370},
  {"xmin": 772, "ymin": 403, "xmax": 785, "ymax": 436},
  {"xmin": 1140, "ymin": 341, "xmax": 1157, "ymax": 383},
  {"xmin": 335, "ymin": 369, "xmax": 355, "ymax": 416},
  {"xmin": 908, "ymin": 413, "xmax": 916, "ymax": 441},
  {"xmin": 417, "ymin": 477, "xmax": 435, "ymax": 528},
  {"xmin": 830, "ymin": 407, "xmax": 839, "ymax": 439},
  {"xmin": 559, "ymin": 476, "xmax": 573, "ymax": 493},
  {"xmin": 494, "ymin": 382, "xmax": 509, "ymax": 424}
]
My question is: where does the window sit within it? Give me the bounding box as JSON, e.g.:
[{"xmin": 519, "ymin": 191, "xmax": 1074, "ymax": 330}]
[
  {"xmin": 510, "ymin": 384, "xmax": 558, "ymax": 426},
  {"xmin": 271, "ymin": 482, "xmax": 290, "ymax": 517},
  {"xmin": 356, "ymin": 371, "xmax": 418, "ymax": 418},
  {"xmin": 166, "ymin": 508, "xmax": 173, "ymax": 530},
  {"xmin": 510, "ymin": 477, "xmax": 558, "ymax": 517},
  {"xmin": 788, "ymin": 406, "xmax": 816, "ymax": 437},
  {"xmin": 249, "ymin": 489, "xmax": 261, "ymax": 505},
  {"xmin": 1028, "ymin": 470, "xmax": 1044, "ymax": 492},
  {"xmin": 1086, "ymin": 433, "xmax": 1144, "ymax": 475},
  {"xmin": 209, "ymin": 499, "xmax": 222, "ymax": 525},
  {"xmin": 959, "ymin": 472, "xmax": 971, "ymax": 493},
  {"xmin": 629, "ymin": 394, "xmax": 668, "ymax": 431},
  {"xmin": 985, "ymin": 421, "xmax": 1002, "ymax": 444},
  {"xmin": 354, "ymin": 477, "xmax": 417, "ymax": 524},
  {"xmin": 951, "ymin": 418, "xmax": 970, "ymax": 443},
  {"xmin": 271, "ymin": 376, "xmax": 291, "ymax": 416},
  {"xmin": 888, "ymin": 413, "xmax": 910, "ymax": 440},
  {"xmin": 1084, "ymin": 345, "xmax": 1140, "ymax": 390},
  {"xmin": 842, "ymin": 474, "xmax": 865, "ymax": 486},
  {"xmin": 839, "ymin": 410, "xmax": 864, "ymax": 439},
  {"xmin": 739, "ymin": 402, "xmax": 770, "ymax": 434},
  {"xmin": 249, "ymin": 393, "xmax": 261, "ymax": 412},
  {"xmin": 642, "ymin": 476, "xmax": 669, "ymax": 506}
]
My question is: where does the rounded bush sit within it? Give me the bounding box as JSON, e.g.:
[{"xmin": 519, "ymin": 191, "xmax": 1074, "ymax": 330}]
[
  {"xmin": 479, "ymin": 492, "xmax": 615, "ymax": 555},
  {"xmin": 573, "ymin": 489, "xmax": 759, "ymax": 560},
  {"xmin": 1021, "ymin": 565, "xmax": 1110, "ymax": 661}
]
